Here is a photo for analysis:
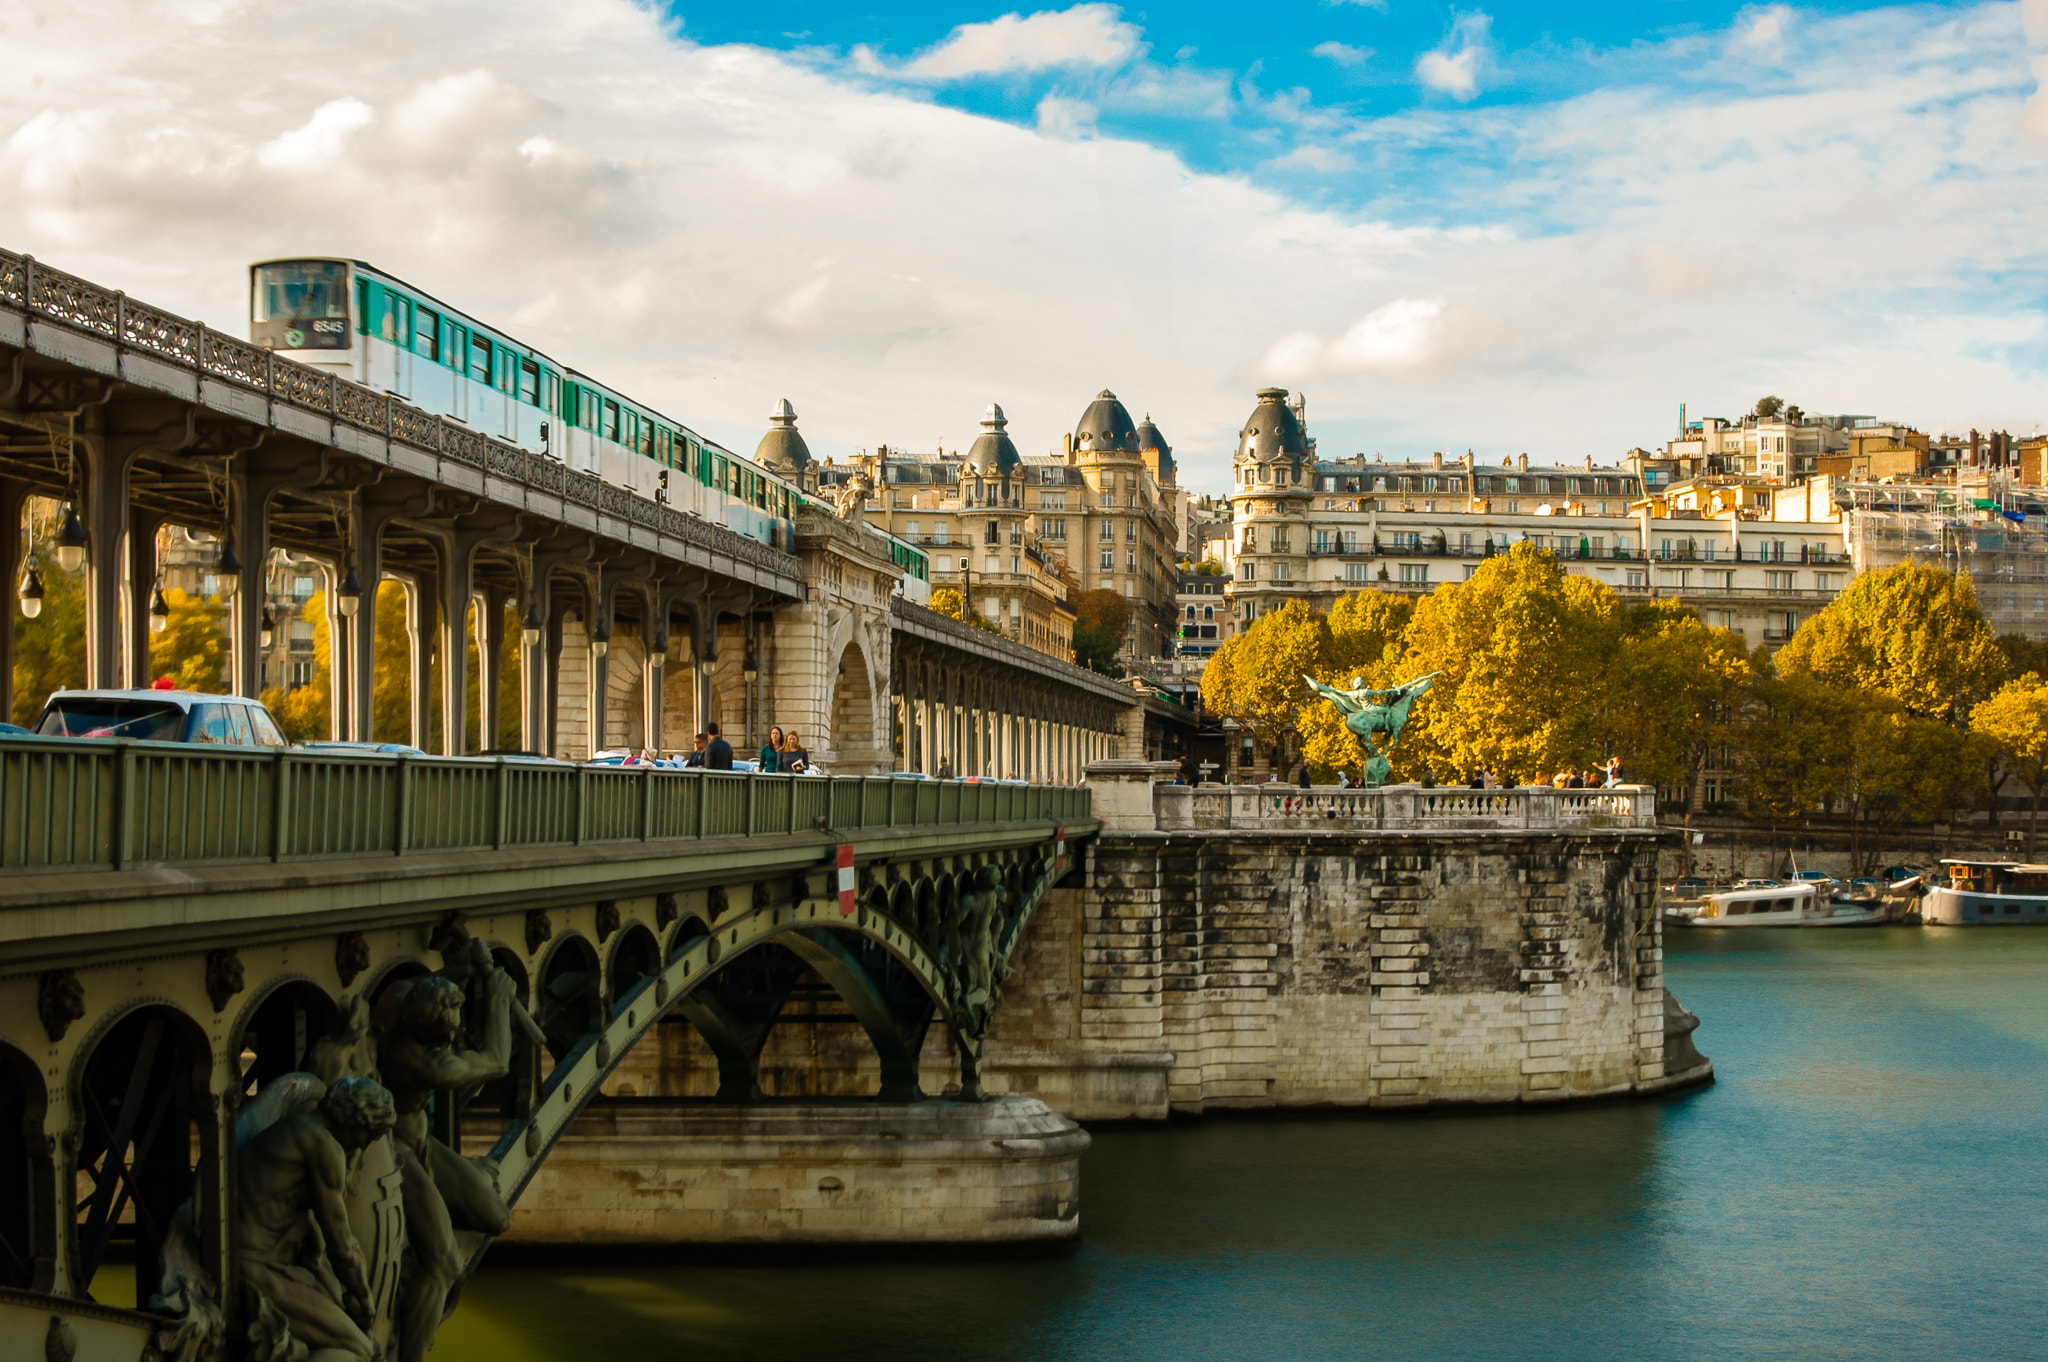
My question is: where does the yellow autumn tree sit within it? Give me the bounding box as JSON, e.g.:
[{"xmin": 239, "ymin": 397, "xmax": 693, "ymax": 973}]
[
  {"xmin": 1200, "ymin": 600, "xmax": 1333, "ymax": 771},
  {"xmin": 1396, "ymin": 542, "xmax": 1620, "ymax": 782},
  {"xmin": 265, "ymin": 591, "xmax": 331, "ymax": 743},
  {"xmin": 1776, "ymin": 562, "xmax": 2005, "ymax": 721},
  {"xmin": 1973, "ymin": 673, "xmax": 2048, "ymax": 858},
  {"xmin": 148, "ymin": 588, "xmax": 228, "ymax": 692},
  {"xmin": 930, "ymin": 586, "xmax": 1003, "ymax": 637}
]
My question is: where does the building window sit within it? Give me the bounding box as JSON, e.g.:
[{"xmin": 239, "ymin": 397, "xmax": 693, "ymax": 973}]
[
  {"xmin": 1767, "ymin": 571, "xmax": 1796, "ymax": 590},
  {"xmin": 1399, "ymin": 563, "xmax": 1429, "ymax": 583},
  {"xmin": 1242, "ymin": 563, "xmax": 1256, "ymax": 582},
  {"xmin": 1101, "ymin": 520, "xmax": 1116, "ymax": 541},
  {"xmin": 1626, "ymin": 570, "xmax": 1647, "ymax": 587},
  {"xmin": 1100, "ymin": 551, "xmax": 1114, "ymax": 571},
  {"xmin": 1344, "ymin": 563, "xmax": 1371, "ymax": 581}
]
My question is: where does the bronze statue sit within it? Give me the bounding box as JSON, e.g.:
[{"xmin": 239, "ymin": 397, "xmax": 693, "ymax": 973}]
[
  {"xmin": 374, "ymin": 968, "xmax": 516, "ymax": 1362},
  {"xmin": 232, "ymin": 1076, "xmax": 397, "ymax": 1362},
  {"xmin": 1303, "ymin": 672, "xmax": 1438, "ymax": 787}
]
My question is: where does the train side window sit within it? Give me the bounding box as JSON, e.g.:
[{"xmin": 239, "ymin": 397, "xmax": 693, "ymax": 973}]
[
  {"xmin": 381, "ymin": 290, "xmax": 405, "ymax": 343},
  {"xmin": 543, "ymin": 373, "xmax": 559, "ymax": 414},
  {"xmin": 638, "ymin": 417, "xmax": 653, "ymax": 457},
  {"xmin": 469, "ymin": 335, "xmax": 492, "ymax": 384},
  {"xmin": 415, "ymin": 307, "xmax": 440, "ymax": 361},
  {"xmin": 518, "ymin": 359, "xmax": 540, "ymax": 405},
  {"xmin": 447, "ymin": 324, "xmax": 466, "ymax": 369},
  {"xmin": 603, "ymin": 401, "xmax": 620, "ymax": 442}
]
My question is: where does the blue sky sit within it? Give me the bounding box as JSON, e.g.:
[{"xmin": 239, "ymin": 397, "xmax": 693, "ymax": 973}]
[{"xmin": 1, "ymin": 1, "xmax": 2043, "ymax": 488}]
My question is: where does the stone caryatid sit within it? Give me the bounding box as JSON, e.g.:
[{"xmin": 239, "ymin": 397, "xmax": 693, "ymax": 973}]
[
  {"xmin": 1304, "ymin": 672, "xmax": 1438, "ymax": 787},
  {"xmin": 233, "ymin": 1076, "xmax": 398, "ymax": 1362},
  {"xmin": 374, "ymin": 963, "xmax": 517, "ymax": 1362},
  {"xmin": 834, "ymin": 471, "xmax": 872, "ymax": 523}
]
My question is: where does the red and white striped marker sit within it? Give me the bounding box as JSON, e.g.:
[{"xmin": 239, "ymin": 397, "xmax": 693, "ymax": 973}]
[{"xmin": 837, "ymin": 843, "xmax": 857, "ymax": 916}]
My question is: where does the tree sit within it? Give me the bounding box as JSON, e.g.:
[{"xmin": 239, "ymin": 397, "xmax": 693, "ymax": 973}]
[
  {"xmin": 1973, "ymin": 674, "xmax": 2048, "ymax": 858},
  {"xmin": 1396, "ymin": 542, "xmax": 1620, "ymax": 782},
  {"xmin": 372, "ymin": 581, "xmax": 412, "ymax": 743},
  {"xmin": 1754, "ymin": 395, "xmax": 1785, "ymax": 420},
  {"xmin": 265, "ymin": 591, "xmax": 331, "ymax": 744},
  {"xmin": 11, "ymin": 563, "xmax": 84, "ymax": 727},
  {"xmin": 1202, "ymin": 600, "xmax": 1331, "ymax": 768},
  {"xmin": 1071, "ymin": 589, "xmax": 1129, "ymax": 676},
  {"xmin": 1776, "ymin": 563, "xmax": 2005, "ymax": 722},
  {"xmin": 930, "ymin": 587, "xmax": 1002, "ymax": 637},
  {"xmin": 148, "ymin": 588, "xmax": 228, "ymax": 692},
  {"xmin": 1601, "ymin": 611, "xmax": 1753, "ymax": 809},
  {"xmin": 1325, "ymin": 590, "xmax": 1411, "ymax": 679}
]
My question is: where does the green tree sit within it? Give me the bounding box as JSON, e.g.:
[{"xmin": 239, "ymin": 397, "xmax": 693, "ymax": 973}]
[
  {"xmin": 1973, "ymin": 674, "xmax": 2048, "ymax": 858},
  {"xmin": 1602, "ymin": 611, "xmax": 1753, "ymax": 808},
  {"xmin": 148, "ymin": 587, "xmax": 228, "ymax": 692},
  {"xmin": 1070, "ymin": 588, "xmax": 1130, "ymax": 676},
  {"xmin": 1776, "ymin": 562, "xmax": 2005, "ymax": 722},
  {"xmin": 1754, "ymin": 395, "xmax": 1785, "ymax": 420}
]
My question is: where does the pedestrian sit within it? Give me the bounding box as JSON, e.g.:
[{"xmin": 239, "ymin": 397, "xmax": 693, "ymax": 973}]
[
  {"xmin": 1531, "ymin": 771, "xmax": 1551, "ymax": 788},
  {"xmin": 1297, "ymin": 761, "xmax": 1312, "ymax": 790},
  {"xmin": 1604, "ymin": 755, "xmax": 1622, "ymax": 787},
  {"xmin": 705, "ymin": 721, "xmax": 733, "ymax": 771},
  {"xmin": 758, "ymin": 725, "xmax": 784, "ymax": 773},
  {"xmin": 682, "ymin": 733, "xmax": 707, "ymax": 768},
  {"xmin": 783, "ymin": 730, "xmax": 810, "ymax": 773},
  {"xmin": 936, "ymin": 755, "xmax": 954, "ymax": 780}
]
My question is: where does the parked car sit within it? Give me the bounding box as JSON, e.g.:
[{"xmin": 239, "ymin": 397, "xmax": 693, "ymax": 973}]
[
  {"xmin": 32, "ymin": 688, "xmax": 287, "ymax": 747},
  {"xmin": 1664, "ymin": 876, "xmax": 1710, "ymax": 895},
  {"xmin": 299, "ymin": 741, "xmax": 428, "ymax": 757}
]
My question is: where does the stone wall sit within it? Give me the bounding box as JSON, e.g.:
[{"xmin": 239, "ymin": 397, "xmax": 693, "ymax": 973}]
[{"xmin": 1009, "ymin": 828, "xmax": 1695, "ymax": 1114}]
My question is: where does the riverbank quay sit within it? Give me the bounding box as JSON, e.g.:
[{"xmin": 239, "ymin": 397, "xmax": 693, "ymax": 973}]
[{"xmin": 1660, "ymin": 812, "xmax": 2042, "ymax": 881}]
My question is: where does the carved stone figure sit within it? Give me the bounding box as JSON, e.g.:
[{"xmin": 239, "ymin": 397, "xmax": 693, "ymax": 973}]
[
  {"xmin": 232, "ymin": 1076, "xmax": 397, "ymax": 1362},
  {"xmin": 834, "ymin": 472, "xmax": 871, "ymax": 523},
  {"xmin": 374, "ymin": 971, "xmax": 515, "ymax": 1362},
  {"xmin": 1303, "ymin": 672, "xmax": 1438, "ymax": 787}
]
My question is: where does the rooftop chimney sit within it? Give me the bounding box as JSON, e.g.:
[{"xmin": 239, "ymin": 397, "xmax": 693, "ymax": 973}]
[
  {"xmin": 1679, "ymin": 402, "xmax": 1687, "ymax": 438},
  {"xmin": 1432, "ymin": 452, "xmax": 1443, "ymax": 469},
  {"xmin": 1517, "ymin": 452, "xmax": 1529, "ymax": 471}
]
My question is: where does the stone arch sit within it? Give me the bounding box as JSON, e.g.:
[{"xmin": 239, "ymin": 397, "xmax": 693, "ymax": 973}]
[
  {"xmin": 828, "ymin": 639, "xmax": 880, "ymax": 774},
  {"xmin": 0, "ymin": 1040, "xmax": 53, "ymax": 1291},
  {"xmin": 69, "ymin": 1002, "xmax": 215, "ymax": 1305}
]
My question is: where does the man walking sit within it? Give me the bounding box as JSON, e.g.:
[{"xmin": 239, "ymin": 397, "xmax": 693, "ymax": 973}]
[{"xmin": 705, "ymin": 721, "xmax": 734, "ymax": 770}]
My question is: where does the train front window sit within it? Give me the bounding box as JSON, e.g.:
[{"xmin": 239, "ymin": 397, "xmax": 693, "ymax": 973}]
[{"xmin": 250, "ymin": 261, "xmax": 351, "ymax": 350}]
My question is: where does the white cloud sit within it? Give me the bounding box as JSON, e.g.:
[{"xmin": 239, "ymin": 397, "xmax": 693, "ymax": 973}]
[
  {"xmin": 1737, "ymin": 4, "xmax": 1795, "ymax": 49},
  {"xmin": 1330, "ymin": 0, "xmax": 1390, "ymax": 9},
  {"xmin": 899, "ymin": 4, "xmax": 1141, "ymax": 81},
  {"xmin": 0, "ymin": 0, "xmax": 2044, "ymax": 486},
  {"xmin": 1416, "ymin": 13, "xmax": 1493, "ymax": 101},
  {"xmin": 1312, "ymin": 41, "xmax": 1373, "ymax": 68}
]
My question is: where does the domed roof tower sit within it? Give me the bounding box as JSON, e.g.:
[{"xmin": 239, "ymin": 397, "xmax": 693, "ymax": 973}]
[
  {"xmin": 966, "ymin": 403, "xmax": 1022, "ymax": 476},
  {"xmin": 1136, "ymin": 413, "xmax": 1175, "ymax": 487},
  {"xmin": 753, "ymin": 398, "xmax": 812, "ymax": 476},
  {"xmin": 1073, "ymin": 390, "xmax": 1140, "ymax": 455}
]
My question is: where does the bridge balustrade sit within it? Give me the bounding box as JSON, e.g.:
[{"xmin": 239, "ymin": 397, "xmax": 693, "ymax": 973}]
[
  {"xmin": 0, "ymin": 739, "xmax": 1088, "ymax": 873},
  {"xmin": 1155, "ymin": 783, "xmax": 1655, "ymax": 831}
]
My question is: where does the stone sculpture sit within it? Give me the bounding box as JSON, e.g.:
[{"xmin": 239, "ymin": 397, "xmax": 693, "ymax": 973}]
[
  {"xmin": 834, "ymin": 471, "xmax": 872, "ymax": 523},
  {"xmin": 1303, "ymin": 672, "xmax": 1439, "ymax": 787},
  {"xmin": 373, "ymin": 966, "xmax": 516, "ymax": 1362},
  {"xmin": 232, "ymin": 1076, "xmax": 397, "ymax": 1362}
]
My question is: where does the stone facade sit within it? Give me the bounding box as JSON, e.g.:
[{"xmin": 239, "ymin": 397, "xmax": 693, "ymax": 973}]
[{"xmin": 503, "ymin": 1098, "xmax": 1087, "ymax": 1245}]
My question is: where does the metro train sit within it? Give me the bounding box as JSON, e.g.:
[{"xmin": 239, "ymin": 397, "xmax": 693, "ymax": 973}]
[{"xmin": 248, "ymin": 257, "xmax": 930, "ymax": 601}]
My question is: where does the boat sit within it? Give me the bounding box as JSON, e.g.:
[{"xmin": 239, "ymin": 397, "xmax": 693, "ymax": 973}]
[
  {"xmin": 1675, "ymin": 882, "xmax": 1884, "ymax": 929},
  {"xmin": 1922, "ymin": 860, "xmax": 2048, "ymax": 925}
]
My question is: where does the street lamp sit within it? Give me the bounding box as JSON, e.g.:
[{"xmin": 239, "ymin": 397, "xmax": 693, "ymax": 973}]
[
  {"xmin": 521, "ymin": 602, "xmax": 543, "ymax": 649},
  {"xmin": 591, "ymin": 619, "xmax": 609, "ymax": 659},
  {"xmin": 260, "ymin": 608, "xmax": 275, "ymax": 650},
  {"xmin": 336, "ymin": 566, "xmax": 363, "ymax": 619},
  {"xmin": 650, "ymin": 632, "xmax": 667, "ymax": 668},
  {"xmin": 215, "ymin": 540, "xmax": 241, "ymax": 600},
  {"xmin": 55, "ymin": 505, "xmax": 87, "ymax": 573},
  {"xmin": 17, "ymin": 565, "xmax": 44, "ymax": 619},
  {"xmin": 148, "ymin": 580, "xmax": 170, "ymax": 634},
  {"xmin": 742, "ymin": 648, "xmax": 758, "ymax": 682}
]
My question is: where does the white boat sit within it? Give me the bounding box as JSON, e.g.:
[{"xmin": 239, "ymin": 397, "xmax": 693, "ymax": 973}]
[
  {"xmin": 1923, "ymin": 860, "xmax": 2048, "ymax": 925},
  {"xmin": 1677, "ymin": 882, "xmax": 1884, "ymax": 929}
]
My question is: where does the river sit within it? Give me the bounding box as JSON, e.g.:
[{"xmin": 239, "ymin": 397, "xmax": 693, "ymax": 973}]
[{"xmin": 440, "ymin": 927, "xmax": 2048, "ymax": 1360}]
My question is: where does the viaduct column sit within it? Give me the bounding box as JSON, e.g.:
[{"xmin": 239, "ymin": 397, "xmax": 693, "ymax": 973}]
[
  {"xmin": 0, "ymin": 477, "xmax": 24, "ymax": 722},
  {"xmin": 121, "ymin": 504, "xmax": 166, "ymax": 688}
]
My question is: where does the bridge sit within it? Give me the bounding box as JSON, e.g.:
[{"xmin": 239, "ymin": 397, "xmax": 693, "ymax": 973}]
[
  {"xmin": 0, "ymin": 247, "xmax": 1138, "ymax": 778},
  {"xmin": 0, "ymin": 736, "xmax": 1091, "ymax": 1358}
]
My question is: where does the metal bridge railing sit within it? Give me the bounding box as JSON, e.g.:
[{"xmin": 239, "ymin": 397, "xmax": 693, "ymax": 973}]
[{"xmin": 0, "ymin": 740, "xmax": 1091, "ymax": 873}]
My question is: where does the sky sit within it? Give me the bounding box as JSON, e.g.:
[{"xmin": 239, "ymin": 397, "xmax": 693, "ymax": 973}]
[{"xmin": 3, "ymin": 1, "xmax": 2046, "ymax": 493}]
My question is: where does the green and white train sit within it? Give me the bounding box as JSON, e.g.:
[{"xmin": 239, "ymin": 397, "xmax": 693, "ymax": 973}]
[{"xmin": 247, "ymin": 257, "xmax": 930, "ymax": 601}]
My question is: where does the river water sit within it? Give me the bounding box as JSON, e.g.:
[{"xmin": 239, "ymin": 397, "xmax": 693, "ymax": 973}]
[{"xmin": 441, "ymin": 928, "xmax": 2048, "ymax": 1361}]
